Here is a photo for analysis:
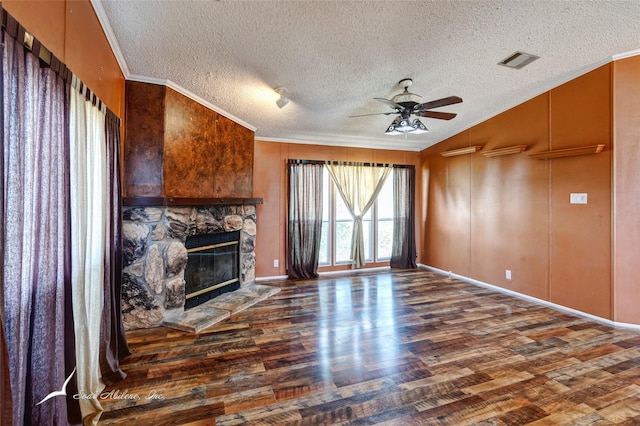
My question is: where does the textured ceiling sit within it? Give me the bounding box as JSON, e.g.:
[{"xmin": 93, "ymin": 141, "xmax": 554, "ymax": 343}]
[{"xmin": 94, "ymin": 0, "xmax": 640, "ymax": 151}]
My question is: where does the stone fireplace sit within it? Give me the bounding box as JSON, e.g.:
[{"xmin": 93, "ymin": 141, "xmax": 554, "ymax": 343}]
[
  {"xmin": 121, "ymin": 204, "xmax": 257, "ymax": 330},
  {"xmin": 120, "ymin": 81, "xmax": 277, "ymax": 332}
]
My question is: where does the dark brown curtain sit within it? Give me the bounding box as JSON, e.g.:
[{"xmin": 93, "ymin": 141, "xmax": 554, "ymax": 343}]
[
  {"xmin": 99, "ymin": 110, "xmax": 129, "ymax": 385},
  {"xmin": 0, "ymin": 320, "xmax": 11, "ymax": 425},
  {"xmin": 0, "ymin": 24, "xmax": 12, "ymax": 424},
  {"xmin": 390, "ymin": 166, "xmax": 417, "ymax": 269},
  {"xmin": 1, "ymin": 19, "xmax": 81, "ymax": 425},
  {"xmin": 287, "ymin": 161, "xmax": 324, "ymax": 279}
]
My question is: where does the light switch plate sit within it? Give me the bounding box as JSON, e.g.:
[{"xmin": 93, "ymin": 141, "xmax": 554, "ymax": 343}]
[{"xmin": 570, "ymin": 193, "xmax": 588, "ymax": 204}]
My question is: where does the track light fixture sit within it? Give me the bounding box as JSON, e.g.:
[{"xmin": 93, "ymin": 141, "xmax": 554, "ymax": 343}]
[{"xmin": 274, "ymin": 87, "xmax": 289, "ymax": 109}]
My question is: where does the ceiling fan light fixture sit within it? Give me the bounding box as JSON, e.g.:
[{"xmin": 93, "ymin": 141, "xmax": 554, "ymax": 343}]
[
  {"xmin": 396, "ymin": 118, "xmax": 413, "ymax": 132},
  {"xmin": 357, "ymin": 79, "xmax": 462, "ymax": 136},
  {"xmin": 411, "ymin": 119, "xmax": 429, "ymax": 134},
  {"xmin": 385, "ymin": 117, "xmax": 430, "ymax": 136},
  {"xmin": 274, "ymin": 87, "xmax": 289, "ymax": 108},
  {"xmin": 385, "ymin": 117, "xmax": 402, "ymax": 135}
]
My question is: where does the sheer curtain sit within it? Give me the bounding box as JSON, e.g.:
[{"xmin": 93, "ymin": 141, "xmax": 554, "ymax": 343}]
[
  {"xmin": 390, "ymin": 166, "xmax": 417, "ymax": 269},
  {"xmin": 326, "ymin": 162, "xmax": 391, "ymax": 268},
  {"xmin": 287, "ymin": 161, "xmax": 324, "ymax": 278},
  {"xmin": 1, "ymin": 27, "xmax": 80, "ymax": 425},
  {"xmin": 69, "ymin": 76, "xmax": 108, "ymax": 425}
]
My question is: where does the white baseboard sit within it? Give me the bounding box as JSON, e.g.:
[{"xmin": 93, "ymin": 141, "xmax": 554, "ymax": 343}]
[
  {"xmin": 255, "ymin": 275, "xmax": 288, "ymax": 282},
  {"xmin": 319, "ymin": 266, "xmax": 391, "ymax": 276},
  {"xmin": 418, "ymin": 263, "xmax": 640, "ymax": 331},
  {"xmin": 256, "ymin": 266, "xmax": 391, "ymax": 283}
]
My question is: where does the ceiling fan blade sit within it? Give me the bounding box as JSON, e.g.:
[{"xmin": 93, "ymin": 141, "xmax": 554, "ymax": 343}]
[
  {"xmin": 415, "ymin": 110, "xmax": 458, "ymax": 120},
  {"xmin": 373, "ymin": 97, "xmax": 404, "ymax": 110},
  {"xmin": 414, "ymin": 96, "xmax": 463, "ymax": 111},
  {"xmin": 349, "ymin": 111, "xmax": 397, "ymax": 118}
]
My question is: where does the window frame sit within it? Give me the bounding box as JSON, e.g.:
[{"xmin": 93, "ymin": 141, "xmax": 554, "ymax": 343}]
[{"xmin": 320, "ymin": 167, "xmax": 394, "ymax": 268}]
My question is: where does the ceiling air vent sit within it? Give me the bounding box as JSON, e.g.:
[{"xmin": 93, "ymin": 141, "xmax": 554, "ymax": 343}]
[{"xmin": 498, "ymin": 51, "xmax": 540, "ymax": 69}]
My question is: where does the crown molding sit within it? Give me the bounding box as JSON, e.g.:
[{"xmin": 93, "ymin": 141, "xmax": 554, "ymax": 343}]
[
  {"xmin": 254, "ymin": 136, "xmax": 423, "ymax": 152},
  {"xmin": 612, "ymin": 49, "xmax": 640, "ymax": 61},
  {"xmin": 90, "ymin": 0, "xmax": 130, "ymax": 77},
  {"xmin": 90, "ymin": 1, "xmax": 256, "ymax": 131},
  {"xmin": 127, "ymin": 75, "xmax": 257, "ymax": 132}
]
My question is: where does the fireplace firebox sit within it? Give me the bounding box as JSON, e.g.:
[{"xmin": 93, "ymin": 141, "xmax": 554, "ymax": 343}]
[{"xmin": 184, "ymin": 230, "xmax": 240, "ymax": 309}]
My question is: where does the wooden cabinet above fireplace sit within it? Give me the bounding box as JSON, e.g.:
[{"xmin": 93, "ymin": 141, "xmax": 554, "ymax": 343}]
[{"xmin": 124, "ymin": 81, "xmax": 254, "ymax": 202}]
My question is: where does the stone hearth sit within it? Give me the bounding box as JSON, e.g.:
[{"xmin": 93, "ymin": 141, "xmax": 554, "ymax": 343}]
[{"xmin": 121, "ymin": 204, "xmax": 273, "ymax": 331}]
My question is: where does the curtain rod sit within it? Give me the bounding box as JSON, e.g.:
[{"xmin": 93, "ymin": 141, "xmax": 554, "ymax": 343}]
[
  {"xmin": 1, "ymin": 4, "xmax": 117, "ymax": 119},
  {"xmin": 287, "ymin": 159, "xmax": 415, "ymax": 169},
  {"xmin": 1, "ymin": 6, "xmax": 71, "ymax": 81}
]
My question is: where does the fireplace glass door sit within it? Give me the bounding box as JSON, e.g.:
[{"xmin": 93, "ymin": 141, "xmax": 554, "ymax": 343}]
[{"xmin": 184, "ymin": 230, "xmax": 240, "ymax": 309}]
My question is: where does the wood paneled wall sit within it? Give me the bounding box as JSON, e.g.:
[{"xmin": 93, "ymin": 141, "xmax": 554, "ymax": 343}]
[
  {"xmin": 470, "ymin": 94, "xmax": 551, "ymax": 301},
  {"xmin": 3, "ymin": 0, "xmax": 125, "ymax": 117},
  {"xmin": 124, "ymin": 81, "xmax": 166, "ymax": 197},
  {"xmin": 124, "ymin": 81, "xmax": 254, "ymax": 199},
  {"xmin": 612, "ymin": 55, "xmax": 640, "ymax": 325},
  {"xmin": 547, "ymin": 66, "xmax": 612, "ymax": 319},
  {"xmin": 421, "ymin": 64, "xmax": 613, "ymax": 320}
]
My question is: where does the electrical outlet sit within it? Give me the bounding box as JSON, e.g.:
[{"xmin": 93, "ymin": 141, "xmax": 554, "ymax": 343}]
[
  {"xmin": 273, "ymin": 259, "xmax": 279, "ymax": 268},
  {"xmin": 506, "ymin": 270, "xmax": 512, "ymax": 280}
]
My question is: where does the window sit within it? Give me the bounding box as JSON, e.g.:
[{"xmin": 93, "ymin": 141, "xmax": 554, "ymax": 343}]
[
  {"xmin": 376, "ymin": 173, "xmax": 394, "ymax": 261},
  {"xmin": 319, "ymin": 167, "xmax": 394, "ymax": 267},
  {"xmin": 318, "ymin": 170, "xmax": 330, "ymax": 265}
]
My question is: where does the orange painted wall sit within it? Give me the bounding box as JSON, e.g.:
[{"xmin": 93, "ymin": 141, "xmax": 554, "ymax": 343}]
[
  {"xmin": 422, "ymin": 132, "xmax": 472, "ymax": 277},
  {"xmin": 3, "ymin": 0, "xmax": 125, "ymax": 117},
  {"xmin": 547, "ymin": 65, "xmax": 611, "ymax": 319},
  {"xmin": 421, "ymin": 65, "xmax": 612, "ymax": 320},
  {"xmin": 470, "ymin": 94, "xmax": 551, "ymax": 300},
  {"xmin": 612, "ymin": 55, "xmax": 640, "ymax": 324},
  {"xmin": 253, "ymin": 141, "xmax": 422, "ymax": 278}
]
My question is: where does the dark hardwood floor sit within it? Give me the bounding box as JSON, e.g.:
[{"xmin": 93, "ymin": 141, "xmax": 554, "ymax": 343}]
[{"xmin": 100, "ymin": 269, "xmax": 640, "ymax": 425}]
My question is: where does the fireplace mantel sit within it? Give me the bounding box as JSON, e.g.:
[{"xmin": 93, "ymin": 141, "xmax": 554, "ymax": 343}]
[{"xmin": 123, "ymin": 197, "xmax": 263, "ymax": 207}]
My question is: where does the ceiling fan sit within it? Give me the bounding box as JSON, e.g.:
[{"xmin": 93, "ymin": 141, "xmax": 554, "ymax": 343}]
[{"xmin": 350, "ymin": 78, "xmax": 463, "ymax": 135}]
